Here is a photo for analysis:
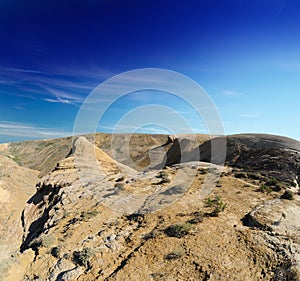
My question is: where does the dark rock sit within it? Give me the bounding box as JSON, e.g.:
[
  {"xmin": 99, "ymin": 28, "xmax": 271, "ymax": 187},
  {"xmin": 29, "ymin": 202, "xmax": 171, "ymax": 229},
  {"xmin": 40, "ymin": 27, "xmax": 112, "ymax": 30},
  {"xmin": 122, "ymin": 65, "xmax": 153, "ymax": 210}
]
[{"xmin": 198, "ymin": 134, "xmax": 300, "ymax": 184}]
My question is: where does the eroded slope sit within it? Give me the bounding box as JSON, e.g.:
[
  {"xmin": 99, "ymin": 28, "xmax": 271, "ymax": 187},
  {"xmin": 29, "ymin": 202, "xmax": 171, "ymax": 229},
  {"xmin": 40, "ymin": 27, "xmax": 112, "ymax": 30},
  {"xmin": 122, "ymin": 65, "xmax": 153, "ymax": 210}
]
[{"xmin": 11, "ymin": 136, "xmax": 300, "ymax": 281}]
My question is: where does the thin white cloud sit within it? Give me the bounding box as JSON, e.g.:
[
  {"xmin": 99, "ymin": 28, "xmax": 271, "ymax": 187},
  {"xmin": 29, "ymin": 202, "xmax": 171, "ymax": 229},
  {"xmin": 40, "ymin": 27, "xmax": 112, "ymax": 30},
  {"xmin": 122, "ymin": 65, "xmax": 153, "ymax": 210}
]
[
  {"xmin": 4, "ymin": 67, "xmax": 50, "ymax": 75},
  {"xmin": 240, "ymin": 114, "xmax": 258, "ymax": 118},
  {"xmin": 223, "ymin": 90, "xmax": 242, "ymax": 96},
  {"xmin": 1, "ymin": 66, "xmax": 104, "ymax": 106},
  {"xmin": 42, "ymin": 86, "xmax": 84, "ymax": 105},
  {"xmin": 43, "ymin": 98, "xmax": 71, "ymax": 104},
  {"xmin": 0, "ymin": 121, "xmax": 72, "ymax": 140}
]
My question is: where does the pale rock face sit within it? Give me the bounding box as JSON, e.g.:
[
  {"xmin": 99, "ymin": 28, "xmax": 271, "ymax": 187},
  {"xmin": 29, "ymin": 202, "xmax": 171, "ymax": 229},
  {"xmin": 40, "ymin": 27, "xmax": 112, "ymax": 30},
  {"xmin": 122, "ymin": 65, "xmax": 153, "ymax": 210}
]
[
  {"xmin": 47, "ymin": 259, "xmax": 79, "ymax": 281},
  {"xmin": 0, "ymin": 154, "xmax": 38, "ymax": 281},
  {"xmin": 243, "ymin": 199, "xmax": 300, "ymax": 275},
  {"xmin": 58, "ymin": 266, "xmax": 84, "ymax": 281}
]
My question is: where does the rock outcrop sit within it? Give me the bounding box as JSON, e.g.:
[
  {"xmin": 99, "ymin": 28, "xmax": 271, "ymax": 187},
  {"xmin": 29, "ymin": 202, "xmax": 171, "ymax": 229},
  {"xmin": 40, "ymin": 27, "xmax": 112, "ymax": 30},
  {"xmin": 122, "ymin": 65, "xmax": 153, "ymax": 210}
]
[
  {"xmin": 171, "ymin": 134, "xmax": 300, "ymax": 185},
  {"xmin": 242, "ymin": 199, "xmax": 300, "ymax": 278}
]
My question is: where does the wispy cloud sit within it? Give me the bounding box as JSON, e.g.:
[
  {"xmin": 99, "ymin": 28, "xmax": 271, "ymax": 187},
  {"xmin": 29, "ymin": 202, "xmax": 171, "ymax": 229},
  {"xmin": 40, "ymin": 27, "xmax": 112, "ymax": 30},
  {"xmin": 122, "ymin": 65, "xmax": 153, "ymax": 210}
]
[
  {"xmin": 0, "ymin": 121, "xmax": 72, "ymax": 140},
  {"xmin": 1, "ymin": 65, "xmax": 112, "ymax": 106},
  {"xmin": 14, "ymin": 105, "xmax": 24, "ymax": 110},
  {"xmin": 4, "ymin": 67, "xmax": 51, "ymax": 75},
  {"xmin": 240, "ymin": 114, "xmax": 258, "ymax": 118},
  {"xmin": 223, "ymin": 90, "xmax": 242, "ymax": 96},
  {"xmin": 43, "ymin": 98, "xmax": 72, "ymax": 104},
  {"xmin": 42, "ymin": 86, "xmax": 85, "ymax": 105}
]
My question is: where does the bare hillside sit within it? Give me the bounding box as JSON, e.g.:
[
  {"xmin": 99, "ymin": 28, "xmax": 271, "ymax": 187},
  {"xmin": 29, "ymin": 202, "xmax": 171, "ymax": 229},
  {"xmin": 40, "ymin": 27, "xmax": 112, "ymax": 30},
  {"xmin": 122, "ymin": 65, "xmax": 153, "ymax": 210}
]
[{"xmin": 0, "ymin": 134, "xmax": 299, "ymax": 281}]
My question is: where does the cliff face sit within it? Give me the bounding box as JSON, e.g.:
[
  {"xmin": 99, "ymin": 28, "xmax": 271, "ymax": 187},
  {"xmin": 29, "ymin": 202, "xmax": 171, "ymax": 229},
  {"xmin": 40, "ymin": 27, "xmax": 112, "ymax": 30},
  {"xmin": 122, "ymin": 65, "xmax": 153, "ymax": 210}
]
[{"xmin": 0, "ymin": 134, "xmax": 300, "ymax": 281}]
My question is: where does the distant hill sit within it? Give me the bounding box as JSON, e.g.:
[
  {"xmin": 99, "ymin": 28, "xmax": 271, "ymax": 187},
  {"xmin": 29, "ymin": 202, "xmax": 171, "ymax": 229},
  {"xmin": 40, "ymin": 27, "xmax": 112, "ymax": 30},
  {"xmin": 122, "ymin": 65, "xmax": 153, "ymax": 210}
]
[
  {"xmin": 198, "ymin": 134, "xmax": 300, "ymax": 185},
  {"xmin": 163, "ymin": 133, "xmax": 300, "ymax": 186},
  {"xmin": 7, "ymin": 133, "xmax": 209, "ymax": 176}
]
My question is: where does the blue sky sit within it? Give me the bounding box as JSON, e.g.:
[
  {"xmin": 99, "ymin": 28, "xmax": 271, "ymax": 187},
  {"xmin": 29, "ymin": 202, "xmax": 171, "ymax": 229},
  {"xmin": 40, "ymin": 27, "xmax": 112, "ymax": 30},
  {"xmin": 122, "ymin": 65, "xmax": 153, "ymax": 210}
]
[{"xmin": 0, "ymin": 0, "xmax": 300, "ymax": 143}]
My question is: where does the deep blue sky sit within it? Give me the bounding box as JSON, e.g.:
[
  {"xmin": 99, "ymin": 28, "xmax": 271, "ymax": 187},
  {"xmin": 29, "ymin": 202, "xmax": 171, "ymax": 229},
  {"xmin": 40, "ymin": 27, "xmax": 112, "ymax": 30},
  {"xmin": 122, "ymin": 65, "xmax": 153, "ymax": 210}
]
[{"xmin": 0, "ymin": 0, "xmax": 300, "ymax": 142}]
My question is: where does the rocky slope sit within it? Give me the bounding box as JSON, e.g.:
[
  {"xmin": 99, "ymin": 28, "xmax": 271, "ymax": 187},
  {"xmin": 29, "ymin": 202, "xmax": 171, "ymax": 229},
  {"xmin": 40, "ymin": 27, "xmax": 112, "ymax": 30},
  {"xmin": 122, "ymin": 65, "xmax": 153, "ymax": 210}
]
[
  {"xmin": 166, "ymin": 134, "xmax": 300, "ymax": 186},
  {"xmin": 0, "ymin": 133, "xmax": 299, "ymax": 281},
  {"xmin": 203, "ymin": 134, "xmax": 300, "ymax": 184},
  {"xmin": 0, "ymin": 144, "xmax": 38, "ymax": 280}
]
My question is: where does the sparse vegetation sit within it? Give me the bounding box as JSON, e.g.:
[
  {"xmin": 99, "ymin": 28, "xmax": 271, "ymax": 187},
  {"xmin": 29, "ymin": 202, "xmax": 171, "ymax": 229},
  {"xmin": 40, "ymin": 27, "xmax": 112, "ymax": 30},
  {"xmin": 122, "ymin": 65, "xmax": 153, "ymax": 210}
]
[
  {"xmin": 204, "ymin": 196, "xmax": 227, "ymax": 217},
  {"xmin": 114, "ymin": 182, "xmax": 125, "ymax": 191},
  {"xmin": 187, "ymin": 211, "xmax": 204, "ymax": 224},
  {"xmin": 273, "ymin": 182, "xmax": 285, "ymax": 192},
  {"xmin": 259, "ymin": 178, "xmax": 286, "ymax": 193},
  {"xmin": 37, "ymin": 234, "xmax": 55, "ymax": 248},
  {"xmin": 165, "ymin": 251, "xmax": 183, "ymax": 260},
  {"xmin": 258, "ymin": 184, "xmax": 273, "ymax": 194},
  {"xmin": 205, "ymin": 196, "xmax": 221, "ymax": 207},
  {"xmin": 247, "ymin": 172, "xmax": 262, "ymax": 180},
  {"xmin": 234, "ymin": 172, "xmax": 248, "ymax": 179},
  {"xmin": 80, "ymin": 209, "xmax": 100, "ymax": 220},
  {"xmin": 158, "ymin": 170, "xmax": 171, "ymax": 183},
  {"xmin": 142, "ymin": 230, "xmax": 160, "ymax": 240},
  {"xmin": 165, "ymin": 223, "xmax": 193, "ymax": 238},
  {"xmin": 73, "ymin": 247, "xmax": 95, "ymax": 268},
  {"xmin": 281, "ymin": 190, "xmax": 294, "ymax": 200},
  {"xmin": 143, "ymin": 227, "xmax": 163, "ymax": 240},
  {"xmin": 273, "ymin": 260, "xmax": 298, "ymax": 281},
  {"xmin": 210, "ymin": 200, "xmax": 227, "ymax": 217},
  {"xmin": 11, "ymin": 155, "xmax": 22, "ymax": 165},
  {"xmin": 265, "ymin": 178, "xmax": 279, "ymax": 186},
  {"xmin": 50, "ymin": 246, "xmax": 61, "ymax": 258},
  {"xmin": 38, "ymin": 141, "xmax": 54, "ymax": 148}
]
